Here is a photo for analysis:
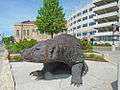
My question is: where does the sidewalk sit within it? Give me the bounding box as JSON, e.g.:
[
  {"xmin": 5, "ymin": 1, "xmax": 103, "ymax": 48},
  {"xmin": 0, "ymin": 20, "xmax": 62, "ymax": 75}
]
[
  {"xmin": 0, "ymin": 47, "xmax": 15, "ymax": 90},
  {"xmin": 94, "ymin": 50, "xmax": 120, "ymax": 65},
  {"xmin": 10, "ymin": 61, "xmax": 117, "ymax": 90}
]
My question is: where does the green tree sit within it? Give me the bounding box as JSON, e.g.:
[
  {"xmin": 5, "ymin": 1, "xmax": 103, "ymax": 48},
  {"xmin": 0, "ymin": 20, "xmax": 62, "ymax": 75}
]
[{"xmin": 36, "ymin": 0, "xmax": 66, "ymax": 38}]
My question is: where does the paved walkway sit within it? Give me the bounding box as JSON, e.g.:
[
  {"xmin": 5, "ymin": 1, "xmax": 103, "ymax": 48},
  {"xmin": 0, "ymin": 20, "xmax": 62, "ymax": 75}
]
[
  {"xmin": 95, "ymin": 50, "xmax": 120, "ymax": 65},
  {"xmin": 0, "ymin": 46, "xmax": 6, "ymax": 57},
  {"xmin": 0, "ymin": 46, "xmax": 14, "ymax": 90},
  {"xmin": 0, "ymin": 46, "xmax": 4, "ymax": 71},
  {"xmin": 10, "ymin": 61, "xmax": 117, "ymax": 90}
]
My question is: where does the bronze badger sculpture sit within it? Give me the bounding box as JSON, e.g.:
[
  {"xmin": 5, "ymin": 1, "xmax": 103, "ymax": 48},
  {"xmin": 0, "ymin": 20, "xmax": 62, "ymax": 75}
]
[{"xmin": 21, "ymin": 34, "xmax": 88, "ymax": 86}]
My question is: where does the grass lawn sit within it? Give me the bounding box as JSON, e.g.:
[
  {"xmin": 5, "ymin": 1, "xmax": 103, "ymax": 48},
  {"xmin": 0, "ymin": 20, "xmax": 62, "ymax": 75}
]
[
  {"xmin": 84, "ymin": 52, "xmax": 107, "ymax": 62},
  {"xmin": 92, "ymin": 46, "xmax": 112, "ymax": 48}
]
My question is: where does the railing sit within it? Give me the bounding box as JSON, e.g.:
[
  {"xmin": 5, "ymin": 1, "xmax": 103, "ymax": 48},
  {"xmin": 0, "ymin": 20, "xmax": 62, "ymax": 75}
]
[
  {"xmin": 94, "ymin": 2, "xmax": 118, "ymax": 12},
  {"xmin": 94, "ymin": 21, "xmax": 118, "ymax": 28},
  {"xmin": 93, "ymin": 46, "xmax": 120, "ymax": 51},
  {"xmin": 94, "ymin": 11, "xmax": 118, "ymax": 20},
  {"xmin": 93, "ymin": 46, "xmax": 112, "ymax": 51}
]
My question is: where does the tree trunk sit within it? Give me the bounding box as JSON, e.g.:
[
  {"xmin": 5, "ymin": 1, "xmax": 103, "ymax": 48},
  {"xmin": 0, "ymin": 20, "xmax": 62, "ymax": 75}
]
[
  {"xmin": 7, "ymin": 51, "xmax": 11, "ymax": 60},
  {"xmin": 51, "ymin": 33, "xmax": 54, "ymax": 39}
]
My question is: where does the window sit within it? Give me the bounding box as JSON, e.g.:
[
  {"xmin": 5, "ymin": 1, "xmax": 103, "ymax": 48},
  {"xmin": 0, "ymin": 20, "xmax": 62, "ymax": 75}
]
[
  {"xmin": 73, "ymin": 21, "xmax": 76, "ymax": 24},
  {"xmin": 90, "ymin": 31, "xmax": 96, "ymax": 35},
  {"xmin": 73, "ymin": 27, "xmax": 76, "ymax": 30},
  {"xmin": 27, "ymin": 30, "xmax": 30, "ymax": 35},
  {"xmin": 32, "ymin": 29, "xmax": 36, "ymax": 32},
  {"xmin": 83, "ymin": 9, "xmax": 87, "ymax": 14},
  {"xmin": 82, "ymin": 32, "xmax": 87, "ymax": 36},
  {"xmin": 89, "ymin": 7, "xmax": 94, "ymax": 11},
  {"xmin": 77, "ymin": 12, "xmax": 81, "ymax": 16},
  {"xmin": 83, "ymin": 23, "xmax": 88, "ymax": 27},
  {"xmin": 83, "ymin": 16, "xmax": 87, "ymax": 21},
  {"xmin": 23, "ymin": 30, "xmax": 26, "ymax": 36},
  {"xmin": 16, "ymin": 30, "xmax": 19, "ymax": 36},
  {"xmin": 89, "ymin": 14, "xmax": 96, "ymax": 19},
  {"xmin": 73, "ymin": 15, "xmax": 76, "ymax": 19},
  {"xmin": 77, "ymin": 25, "xmax": 81, "ymax": 29},
  {"xmin": 77, "ymin": 33, "xmax": 81, "ymax": 37},
  {"xmin": 77, "ymin": 19, "xmax": 81, "ymax": 23},
  {"xmin": 89, "ymin": 22, "xmax": 96, "ymax": 26},
  {"xmin": 70, "ymin": 23, "xmax": 73, "ymax": 26}
]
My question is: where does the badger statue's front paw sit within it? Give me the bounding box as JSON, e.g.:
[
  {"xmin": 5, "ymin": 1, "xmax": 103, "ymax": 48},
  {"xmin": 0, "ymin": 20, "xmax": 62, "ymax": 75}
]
[
  {"xmin": 29, "ymin": 70, "xmax": 44, "ymax": 80},
  {"xmin": 71, "ymin": 63, "xmax": 84, "ymax": 87},
  {"xmin": 44, "ymin": 72, "xmax": 53, "ymax": 80},
  {"xmin": 71, "ymin": 76, "xmax": 83, "ymax": 87}
]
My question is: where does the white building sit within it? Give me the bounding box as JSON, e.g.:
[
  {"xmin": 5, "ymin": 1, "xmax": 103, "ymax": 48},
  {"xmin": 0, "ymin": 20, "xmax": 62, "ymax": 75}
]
[
  {"xmin": 93, "ymin": 0, "xmax": 120, "ymax": 45},
  {"xmin": 67, "ymin": 0, "xmax": 120, "ymax": 45},
  {"xmin": 67, "ymin": 3, "xmax": 97, "ymax": 40}
]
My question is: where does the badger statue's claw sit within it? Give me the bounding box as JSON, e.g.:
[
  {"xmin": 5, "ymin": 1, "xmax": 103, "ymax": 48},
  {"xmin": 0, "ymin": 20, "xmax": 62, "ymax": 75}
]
[{"xmin": 29, "ymin": 70, "xmax": 44, "ymax": 80}]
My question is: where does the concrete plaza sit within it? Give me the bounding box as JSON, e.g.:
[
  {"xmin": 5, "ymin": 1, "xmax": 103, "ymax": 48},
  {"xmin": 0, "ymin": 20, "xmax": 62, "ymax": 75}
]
[{"xmin": 10, "ymin": 61, "xmax": 117, "ymax": 90}]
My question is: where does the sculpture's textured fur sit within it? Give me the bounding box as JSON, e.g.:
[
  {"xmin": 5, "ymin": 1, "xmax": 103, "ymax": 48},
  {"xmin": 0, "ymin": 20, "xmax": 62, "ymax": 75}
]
[{"xmin": 21, "ymin": 34, "xmax": 88, "ymax": 86}]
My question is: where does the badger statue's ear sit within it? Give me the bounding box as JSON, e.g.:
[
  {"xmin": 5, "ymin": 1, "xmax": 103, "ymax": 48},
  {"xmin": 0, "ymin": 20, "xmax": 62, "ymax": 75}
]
[
  {"xmin": 50, "ymin": 46, "xmax": 55, "ymax": 58},
  {"xmin": 50, "ymin": 45, "xmax": 59, "ymax": 59}
]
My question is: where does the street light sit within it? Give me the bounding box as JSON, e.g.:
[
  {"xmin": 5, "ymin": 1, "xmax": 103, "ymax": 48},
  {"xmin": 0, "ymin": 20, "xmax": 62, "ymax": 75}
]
[{"xmin": 112, "ymin": 24, "xmax": 119, "ymax": 45}]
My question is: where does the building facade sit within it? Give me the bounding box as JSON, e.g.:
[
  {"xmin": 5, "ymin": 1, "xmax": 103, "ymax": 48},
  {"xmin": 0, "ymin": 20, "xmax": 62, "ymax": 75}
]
[
  {"xmin": 67, "ymin": 0, "xmax": 120, "ymax": 45},
  {"xmin": 93, "ymin": 0, "xmax": 120, "ymax": 45},
  {"xmin": 14, "ymin": 21, "xmax": 51, "ymax": 42},
  {"xmin": 67, "ymin": 3, "xmax": 97, "ymax": 40}
]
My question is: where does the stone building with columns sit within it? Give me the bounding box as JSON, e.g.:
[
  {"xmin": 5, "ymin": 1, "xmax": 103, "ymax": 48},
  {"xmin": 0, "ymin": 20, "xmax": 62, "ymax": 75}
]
[{"xmin": 14, "ymin": 20, "xmax": 51, "ymax": 42}]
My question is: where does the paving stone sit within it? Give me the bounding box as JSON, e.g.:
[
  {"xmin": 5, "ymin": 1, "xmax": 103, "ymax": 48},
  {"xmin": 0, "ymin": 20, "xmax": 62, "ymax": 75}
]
[{"xmin": 10, "ymin": 61, "xmax": 117, "ymax": 90}]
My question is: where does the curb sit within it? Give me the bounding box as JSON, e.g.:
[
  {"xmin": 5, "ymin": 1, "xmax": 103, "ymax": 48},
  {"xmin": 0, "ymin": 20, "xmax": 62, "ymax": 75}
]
[
  {"xmin": 0, "ymin": 48, "xmax": 15, "ymax": 90},
  {"xmin": 103, "ymin": 53, "xmax": 117, "ymax": 66}
]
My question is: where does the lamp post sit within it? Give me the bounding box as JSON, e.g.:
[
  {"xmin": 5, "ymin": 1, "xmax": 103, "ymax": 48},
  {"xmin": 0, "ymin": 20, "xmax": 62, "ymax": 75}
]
[
  {"xmin": 112, "ymin": 24, "xmax": 119, "ymax": 51},
  {"xmin": 112, "ymin": 24, "xmax": 119, "ymax": 45}
]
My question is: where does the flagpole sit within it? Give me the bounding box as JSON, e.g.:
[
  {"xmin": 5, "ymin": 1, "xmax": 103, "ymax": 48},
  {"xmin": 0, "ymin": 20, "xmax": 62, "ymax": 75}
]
[{"xmin": 112, "ymin": 24, "xmax": 115, "ymax": 45}]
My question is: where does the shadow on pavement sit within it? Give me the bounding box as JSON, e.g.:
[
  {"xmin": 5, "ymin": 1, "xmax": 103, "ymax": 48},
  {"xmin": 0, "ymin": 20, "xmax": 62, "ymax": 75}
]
[{"xmin": 111, "ymin": 80, "xmax": 118, "ymax": 90}]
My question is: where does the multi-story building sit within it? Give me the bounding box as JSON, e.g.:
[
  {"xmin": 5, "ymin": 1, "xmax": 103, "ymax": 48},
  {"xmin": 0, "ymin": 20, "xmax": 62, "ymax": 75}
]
[
  {"xmin": 14, "ymin": 20, "xmax": 51, "ymax": 42},
  {"xmin": 93, "ymin": 0, "xmax": 120, "ymax": 45},
  {"xmin": 67, "ymin": 3, "xmax": 97, "ymax": 40}
]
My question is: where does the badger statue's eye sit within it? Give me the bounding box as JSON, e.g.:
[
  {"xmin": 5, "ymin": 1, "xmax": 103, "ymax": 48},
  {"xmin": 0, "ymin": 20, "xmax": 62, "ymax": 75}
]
[{"xmin": 35, "ymin": 47, "xmax": 40, "ymax": 50}]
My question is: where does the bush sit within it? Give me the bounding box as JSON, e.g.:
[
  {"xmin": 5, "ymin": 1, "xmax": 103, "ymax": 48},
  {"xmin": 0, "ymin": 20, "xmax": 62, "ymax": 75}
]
[
  {"xmin": 95, "ymin": 43, "xmax": 111, "ymax": 47},
  {"xmin": 104, "ymin": 43, "xmax": 111, "ymax": 46},
  {"xmin": 12, "ymin": 55, "xmax": 23, "ymax": 62},
  {"xmin": 79, "ymin": 39, "xmax": 92, "ymax": 50},
  {"xmin": 5, "ymin": 39, "xmax": 37, "ymax": 54}
]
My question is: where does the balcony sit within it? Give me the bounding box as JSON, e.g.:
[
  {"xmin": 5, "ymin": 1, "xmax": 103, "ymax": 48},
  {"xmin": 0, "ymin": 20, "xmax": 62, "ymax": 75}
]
[
  {"xmin": 93, "ymin": 0, "xmax": 117, "ymax": 6},
  {"xmin": 94, "ymin": 11, "xmax": 118, "ymax": 20},
  {"xmin": 94, "ymin": 21, "xmax": 118, "ymax": 28},
  {"xmin": 94, "ymin": 31, "xmax": 113, "ymax": 36},
  {"xmin": 94, "ymin": 2, "xmax": 118, "ymax": 14}
]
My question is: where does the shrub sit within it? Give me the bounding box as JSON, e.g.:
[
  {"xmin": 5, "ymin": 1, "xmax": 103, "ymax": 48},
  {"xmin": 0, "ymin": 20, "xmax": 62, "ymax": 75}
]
[
  {"xmin": 12, "ymin": 55, "xmax": 23, "ymax": 62},
  {"xmin": 5, "ymin": 39, "xmax": 37, "ymax": 54},
  {"xmin": 95, "ymin": 43, "xmax": 112, "ymax": 47},
  {"xmin": 104, "ymin": 43, "xmax": 111, "ymax": 46},
  {"xmin": 79, "ymin": 39, "xmax": 92, "ymax": 50}
]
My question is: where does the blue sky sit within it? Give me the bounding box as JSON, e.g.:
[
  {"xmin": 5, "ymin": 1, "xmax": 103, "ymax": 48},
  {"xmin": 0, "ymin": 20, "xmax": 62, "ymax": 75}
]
[{"xmin": 0, "ymin": 0, "xmax": 92, "ymax": 36}]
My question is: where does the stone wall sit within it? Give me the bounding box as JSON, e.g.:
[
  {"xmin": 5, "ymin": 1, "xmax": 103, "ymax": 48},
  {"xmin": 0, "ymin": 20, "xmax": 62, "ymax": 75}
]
[{"xmin": 0, "ymin": 48, "xmax": 15, "ymax": 90}]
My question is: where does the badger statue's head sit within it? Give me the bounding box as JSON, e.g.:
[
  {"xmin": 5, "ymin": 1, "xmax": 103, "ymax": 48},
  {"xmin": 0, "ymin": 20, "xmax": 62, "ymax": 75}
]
[
  {"xmin": 21, "ymin": 39, "xmax": 58, "ymax": 63},
  {"xmin": 21, "ymin": 41, "xmax": 48, "ymax": 63}
]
